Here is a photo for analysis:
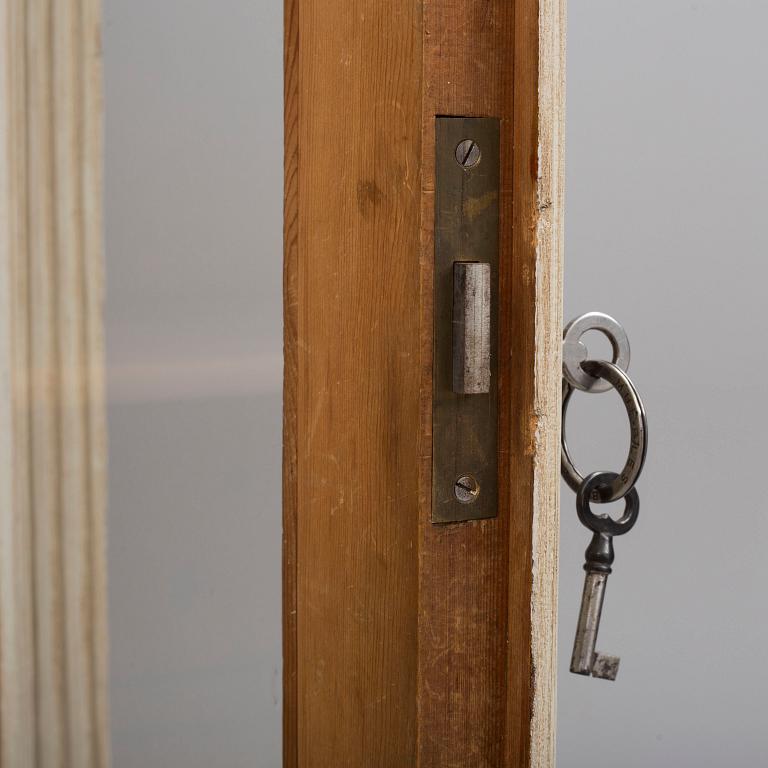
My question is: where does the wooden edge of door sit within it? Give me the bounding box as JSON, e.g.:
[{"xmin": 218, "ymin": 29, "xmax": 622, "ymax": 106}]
[
  {"xmin": 529, "ymin": 1, "xmax": 565, "ymax": 763},
  {"xmin": 284, "ymin": 0, "xmax": 564, "ymax": 764}
]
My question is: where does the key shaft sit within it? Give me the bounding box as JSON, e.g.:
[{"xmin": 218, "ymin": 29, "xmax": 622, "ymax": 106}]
[
  {"xmin": 571, "ymin": 570, "xmax": 608, "ymax": 675},
  {"xmin": 570, "ymin": 531, "xmax": 621, "ymax": 681}
]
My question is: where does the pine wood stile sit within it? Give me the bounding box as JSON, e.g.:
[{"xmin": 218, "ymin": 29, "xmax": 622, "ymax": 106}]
[{"xmin": 283, "ymin": 0, "xmax": 564, "ymax": 765}]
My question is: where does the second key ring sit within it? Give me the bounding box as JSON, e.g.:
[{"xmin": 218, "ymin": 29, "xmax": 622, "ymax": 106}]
[
  {"xmin": 562, "ymin": 312, "xmax": 630, "ymax": 394},
  {"xmin": 561, "ymin": 359, "xmax": 648, "ymax": 502}
]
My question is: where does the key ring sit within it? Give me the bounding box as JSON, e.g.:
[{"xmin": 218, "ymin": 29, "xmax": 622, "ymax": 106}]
[
  {"xmin": 562, "ymin": 312, "xmax": 631, "ymax": 394},
  {"xmin": 576, "ymin": 471, "xmax": 640, "ymax": 536},
  {"xmin": 561, "ymin": 359, "xmax": 648, "ymax": 502}
]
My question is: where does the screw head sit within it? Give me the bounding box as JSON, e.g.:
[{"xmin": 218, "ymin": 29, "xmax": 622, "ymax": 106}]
[
  {"xmin": 455, "ymin": 139, "xmax": 481, "ymax": 170},
  {"xmin": 454, "ymin": 474, "xmax": 480, "ymax": 504}
]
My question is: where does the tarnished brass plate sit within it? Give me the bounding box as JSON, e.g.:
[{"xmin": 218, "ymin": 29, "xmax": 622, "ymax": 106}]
[{"xmin": 432, "ymin": 117, "xmax": 500, "ymax": 523}]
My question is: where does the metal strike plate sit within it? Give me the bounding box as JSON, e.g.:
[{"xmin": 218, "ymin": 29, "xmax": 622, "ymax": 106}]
[{"xmin": 432, "ymin": 117, "xmax": 500, "ymax": 524}]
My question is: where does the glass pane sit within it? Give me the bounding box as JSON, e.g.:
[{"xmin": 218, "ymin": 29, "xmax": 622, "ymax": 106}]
[{"xmin": 104, "ymin": 2, "xmax": 283, "ymax": 764}]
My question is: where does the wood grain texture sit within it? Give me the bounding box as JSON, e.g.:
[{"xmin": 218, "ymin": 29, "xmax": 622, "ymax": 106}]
[
  {"xmin": 284, "ymin": 0, "xmax": 564, "ymax": 765},
  {"xmin": 286, "ymin": 0, "xmax": 423, "ymax": 765},
  {"xmin": 0, "ymin": 0, "xmax": 109, "ymax": 765},
  {"xmin": 529, "ymin": 2, "xmax": 565, "ymax": 765},
  {"xmin": 282, "ymin": 0, "xmax": 299, "ymax": 762},
  {"xmin": 418, "ymin": 5, "xmax": 520, "ymax": 766}
]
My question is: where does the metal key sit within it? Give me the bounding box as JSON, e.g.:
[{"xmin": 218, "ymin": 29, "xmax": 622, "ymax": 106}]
[{"xmin": 570, "ymin": 471, "xmax": 640, "ymax": 681}]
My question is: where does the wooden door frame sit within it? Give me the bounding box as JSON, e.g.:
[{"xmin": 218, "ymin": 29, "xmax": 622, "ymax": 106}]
[
  {"xmin": 0, "ymin": 1, "xmax": 109, "ymax": 765},
  {"xmin": 284, "ymin": 1, "xmax": 563, "ymax": 765}
]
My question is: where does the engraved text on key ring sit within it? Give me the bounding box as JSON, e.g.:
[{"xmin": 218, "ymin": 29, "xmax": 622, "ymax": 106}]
[
  {"xmin": 562, "ymin": 312, "xmax": 630, "ymax": 394},
  {"xmin": 561, "ymin": 359, "xmax": 648, "ymax": 502},
  {"xmin": 577, "ymin": 471, "xmax": 640, "ymax": 537}
]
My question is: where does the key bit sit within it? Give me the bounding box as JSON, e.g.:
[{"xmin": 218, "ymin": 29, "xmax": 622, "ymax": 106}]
[{"xmin": 592, "ymin": 653, "xmax": 620, "ymax": 681}]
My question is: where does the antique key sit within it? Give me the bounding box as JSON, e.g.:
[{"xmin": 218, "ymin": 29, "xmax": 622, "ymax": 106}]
[
  {"xmin": 570, "ymin": 470, "xmax": 640, "ymax": 681},
  {"xmin": 561, "ymin": 314, "xmax": 647, "ymax": 682}
]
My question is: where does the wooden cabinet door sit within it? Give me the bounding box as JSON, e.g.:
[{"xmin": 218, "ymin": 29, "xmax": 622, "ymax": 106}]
[{"xmin": 284, "ymin": 1, "xmax": 564, "ymax": 765}]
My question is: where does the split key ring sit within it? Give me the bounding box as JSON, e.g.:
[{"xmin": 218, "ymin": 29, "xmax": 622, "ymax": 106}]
[{"xmin": 561, "ymin": 359, "xmax": 648, "ymax": 503}]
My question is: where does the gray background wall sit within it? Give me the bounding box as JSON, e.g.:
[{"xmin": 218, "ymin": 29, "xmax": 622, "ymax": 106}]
[
  {"xmin": 103, "ymin": 1, "xmax": 768, "ymax": 766},
  {"xmin": 560, "ymin": 1, "xmax": 768, "ymax": 766}
]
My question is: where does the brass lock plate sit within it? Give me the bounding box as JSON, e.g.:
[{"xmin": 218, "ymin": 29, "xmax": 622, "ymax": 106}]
[{"xmin": 432, "ymin": 117, "xmax": 500, "ymax": 524}]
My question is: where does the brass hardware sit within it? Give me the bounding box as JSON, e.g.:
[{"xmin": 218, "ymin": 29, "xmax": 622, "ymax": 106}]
[{"xmin": 432, "ymin": 117, "xmax": 500, "ymax": 524}]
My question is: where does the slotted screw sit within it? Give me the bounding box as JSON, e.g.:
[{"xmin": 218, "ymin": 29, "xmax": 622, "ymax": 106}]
[
  {"xmin": 454, "ymin": 474, "xmax": 480, "ymax": 503},
  {"xmin": 455, "ymin": 139, "xmax": 481, "ymax": 170}
]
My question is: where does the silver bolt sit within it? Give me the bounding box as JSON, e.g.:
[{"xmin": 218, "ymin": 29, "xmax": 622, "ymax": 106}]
[
  {"xmin": 455, "ymin": 139, "xmax": 481, "ymax": 170},
  {"xmin": 454, "ymin": 474, "xmax": 480, "ymax": 504}
]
